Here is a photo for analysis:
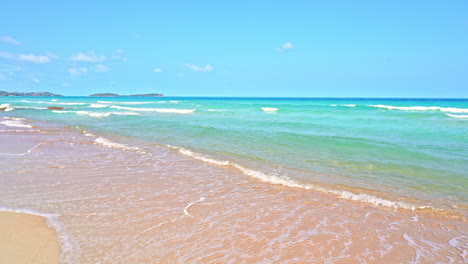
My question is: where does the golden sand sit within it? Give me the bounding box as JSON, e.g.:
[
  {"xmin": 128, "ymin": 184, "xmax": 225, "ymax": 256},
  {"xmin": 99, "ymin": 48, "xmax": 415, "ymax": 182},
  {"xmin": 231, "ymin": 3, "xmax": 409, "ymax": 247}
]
[{"xmin": 0, "ymin": 211, "xmax": 60, "ymax": 264}]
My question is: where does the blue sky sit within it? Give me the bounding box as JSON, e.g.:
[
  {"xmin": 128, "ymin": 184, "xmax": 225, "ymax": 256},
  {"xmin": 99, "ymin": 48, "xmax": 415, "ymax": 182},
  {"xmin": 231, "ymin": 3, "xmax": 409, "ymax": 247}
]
[{"xmin": 0, "ymin": 1, "xmax": 467, "ymax": 97}]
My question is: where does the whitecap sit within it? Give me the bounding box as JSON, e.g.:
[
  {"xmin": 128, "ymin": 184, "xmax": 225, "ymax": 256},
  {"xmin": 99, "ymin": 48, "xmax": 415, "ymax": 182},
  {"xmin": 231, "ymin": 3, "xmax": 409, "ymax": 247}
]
[
  {"xmin": 445, "ymin": 113, "xmax": 468, "ymax": 119},
  {"xmin": 0, "ymin": 103, "xmax": 14, "ymax": 111},
  {"xmin": 369, "ymin": 104, "xmax": 468, "ymax": 113},
  {"xmin": 0, "ymin": 117, "xmax": 33, "ymax": 128},
  {"xmin": 89, "ymin": 104, "xmax": 109, "ymax": 108},
  {"xmin": 110, "ymin": 105, "xmax": 196, "ymax": 114},
  {"xmin": 261, "ymin": 107, "xmax": 278, "ymax": 112}
]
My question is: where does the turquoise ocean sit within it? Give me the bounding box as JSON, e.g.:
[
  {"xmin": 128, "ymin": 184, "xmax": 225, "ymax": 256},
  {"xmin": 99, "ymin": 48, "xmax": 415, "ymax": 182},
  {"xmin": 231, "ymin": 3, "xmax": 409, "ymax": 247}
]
[{"xmin": 1, "ymin": 97, "xmax": 467, "ymax": 212}]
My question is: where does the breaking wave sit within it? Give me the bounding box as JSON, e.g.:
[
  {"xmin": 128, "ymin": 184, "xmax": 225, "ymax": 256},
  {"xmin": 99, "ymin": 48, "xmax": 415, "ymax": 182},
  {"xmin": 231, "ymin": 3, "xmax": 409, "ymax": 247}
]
[
  {"xmin": 52, "ymin": 110, "xmax": 140, "ymax": 118},
  {"xmin": 445, "ymin": 113, "xmax": 468, "ymax": 119},
  {"xmin": 169, "ymin": 146, "xmax": 418, "ymax": 210},
  {"xmin": 261, "ymin": 107, "xmax": 278, "ymax": 112},
  {"xmin": 94, "ymin": 137, "xmax": 143, "ymax": 152},
  {"xmin": 0, "ymin": 117, "xmax": 33, "ymax": 128},
  {"xmin": 369, "ymin": 105, "xmax": 468, "ymax": 113},
  {"xmin": 110, "ymin": 105, "xmax": 196, "ymax": 114}
]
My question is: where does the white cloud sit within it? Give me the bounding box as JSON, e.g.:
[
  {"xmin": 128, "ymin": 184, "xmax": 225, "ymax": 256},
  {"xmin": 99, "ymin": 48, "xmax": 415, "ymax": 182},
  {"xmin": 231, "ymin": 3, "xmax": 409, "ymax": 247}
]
[
  {"xmin": 0, "ymin": 51, "xmax": 15, "ymax": 60},
  {"xmin": 1, "ymin": 36, "xmax": 21, "ymax": 45},
  {"xmin": 185, "ymin": 64, "xmax": 213, "ymax": 72},
  {"xmin": 278, "ymin": 42, "xmax": 294, "ymax": 51},
  {"xmin": 68, "ymin": 67, "xmax": 88, "ymax": 77},
  {"xmin": 153, "ymin": 68, "xmax": 162, "ymax": 73},
  {"xmin": 18, "ymin": 54, "xmax": 51, "ymax": 63},
  {"xmin": 94, "ymin": 65, "xmax": 110, "ymax": 72},
  {"xmin": 112, "ymin": 49, "xmax": 127, "ymax": 61},
  {"xmin": 32, "ymin": 78, "xmax": 40, "ymax": 83},
  {"xmin": 70, "ymin": 51, "xmax": 106, "ymax": 62},
  {"xmin": 45, "ymin": 52, "xmax": 59, "ymax": 59},
  {"xmin": 112, "ymin": 55, "xmax": 127, "ymax": 61}
]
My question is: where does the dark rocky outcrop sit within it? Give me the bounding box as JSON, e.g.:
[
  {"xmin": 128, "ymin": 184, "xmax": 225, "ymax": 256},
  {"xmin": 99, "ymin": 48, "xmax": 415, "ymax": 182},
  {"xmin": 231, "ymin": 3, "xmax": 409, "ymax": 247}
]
[{"xmin": 47, "ymin": 106, "xmax": 65, "ymax": 110}]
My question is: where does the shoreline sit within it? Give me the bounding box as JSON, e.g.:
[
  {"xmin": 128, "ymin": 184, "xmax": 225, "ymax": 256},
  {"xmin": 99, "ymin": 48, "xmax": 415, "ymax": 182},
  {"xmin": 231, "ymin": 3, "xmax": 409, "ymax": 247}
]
[
  {"xmin": 0, "ymin": 115, "xmax": 467, "ymax": 263},
  {"xmin": 0, "ymin": 211, "xmax": 60, "ymax": 264}
]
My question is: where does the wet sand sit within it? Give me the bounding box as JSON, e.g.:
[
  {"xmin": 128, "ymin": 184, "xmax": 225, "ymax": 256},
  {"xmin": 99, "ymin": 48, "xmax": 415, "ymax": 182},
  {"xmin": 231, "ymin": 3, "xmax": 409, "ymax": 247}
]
[
  {"xmin": 0, "ymin": 211, "xmax": 60, "ymax": 264},
  {"xmin": 0, "ymin": 118, "xmax": 467, "ymax": 263}
]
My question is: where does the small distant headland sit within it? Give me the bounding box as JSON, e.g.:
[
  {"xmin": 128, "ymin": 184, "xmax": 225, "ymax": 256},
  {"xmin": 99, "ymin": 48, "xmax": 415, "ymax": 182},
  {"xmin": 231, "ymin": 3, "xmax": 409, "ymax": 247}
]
[
  {"xmin": 89, "ymin": 93, "xmax": 164, "ymax": 97},
  {"xmin": 0, "ymin": 91, "xmax": 63, "ymax": 97}
]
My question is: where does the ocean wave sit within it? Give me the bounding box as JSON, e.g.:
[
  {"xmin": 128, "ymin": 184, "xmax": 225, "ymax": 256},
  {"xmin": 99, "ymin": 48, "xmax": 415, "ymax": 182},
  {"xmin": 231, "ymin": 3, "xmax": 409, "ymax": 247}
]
[
  {"xmin": 0, "ymin": 206, "xmax": 76, "ymax": 263},
  {"xmin": 89, "ymin": 104, "xmax": 109, "ymax": 108},
  {"xmin": 369, "ymin": 104, "xmax": 468, "ymax": 113},
  {"xmin": 261, "ymin": 107, "xmax": 278, "ymax": 112},
  {"xmin": 0, "ymin": 103, "xmax": 14, "ymax": 111},
  {"xmin": 156, "ymin": 101, "xmax": 181, "ymax": 104},
  {"xmin": 445, "ymin": 113, "xmax": 468, "ymax": 119},
  {"xmin": 169, "ymin": 146, "xmax": 417, "ymax": 210},
  {"xmin": 97, "ymin": 101, "xmax": 153, "ymax": 105},
  {"xmin": 331, "ymin": 104, "xmax": 356, "ymax": 107},
  {"xmin": 52, "ymin": 110, "xmax": 140, "ymax": 118},
  {"xmin": 110, "ymin": 105, "xmax": 196, "ymax": 114},
  {"xmin": 94, "ymin": 137, "xmax": 142, "ymax": 152},
  {"xmin": 0, "ymin": 117, "xmax": 33, "ymax": 128},
  {"xmin": 17, "ymin": 106, "xmax": 48, "ymax": 110}
]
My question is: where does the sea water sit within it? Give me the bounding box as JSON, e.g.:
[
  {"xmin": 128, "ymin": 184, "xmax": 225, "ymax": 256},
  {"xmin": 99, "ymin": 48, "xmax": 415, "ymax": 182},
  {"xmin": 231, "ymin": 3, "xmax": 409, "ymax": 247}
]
[
  {"xmin": 1, "ymin": 97, "xmax": 467, "ymax": 211},
  {"xmin": 0, "ymin": 96, "xmax": 467, "ymax": 263}
]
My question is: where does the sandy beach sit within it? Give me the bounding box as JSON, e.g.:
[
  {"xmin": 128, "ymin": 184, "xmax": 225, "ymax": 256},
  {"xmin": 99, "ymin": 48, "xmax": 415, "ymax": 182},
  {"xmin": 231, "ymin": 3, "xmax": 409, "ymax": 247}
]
[
  {"xmin": 0, "ymin": 211, "xmax": 60, "ymax": 264},
  {"xmin": 0, "ymin": 116, "xmax": 466, "ymax": 263}
]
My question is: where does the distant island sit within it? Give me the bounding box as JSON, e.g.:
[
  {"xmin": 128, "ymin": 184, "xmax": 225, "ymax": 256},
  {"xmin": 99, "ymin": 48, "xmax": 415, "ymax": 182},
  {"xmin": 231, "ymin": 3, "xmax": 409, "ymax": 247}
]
[
  {"xmin": 0, "ymin": 91, "xmax": 63, "ymax": 97},
  {"xmin": 89, "ymin": 93, "xmax": 164, "ymax": 97}
]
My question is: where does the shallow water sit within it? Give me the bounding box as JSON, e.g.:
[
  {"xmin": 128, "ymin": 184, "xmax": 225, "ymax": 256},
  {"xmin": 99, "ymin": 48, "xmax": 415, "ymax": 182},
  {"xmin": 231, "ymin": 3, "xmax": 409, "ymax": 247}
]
[
  {"xmin": 0, "ymin": 116, "xmax": 467, "ymax": 263},
  {"xmin": 1, "ymin": 97, "xmax": 467, "ymax": 212}
]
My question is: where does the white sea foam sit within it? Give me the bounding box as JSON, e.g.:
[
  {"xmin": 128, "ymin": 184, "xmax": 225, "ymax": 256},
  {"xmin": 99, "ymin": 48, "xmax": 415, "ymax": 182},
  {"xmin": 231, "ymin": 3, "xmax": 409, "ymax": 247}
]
[
  {"xmin": 97, "ymin": 101, "xmax": 152, "ymax": 105},
  {"xmin": 51, "ymin": 99, "xmax": 58, "ymax": 101},
  {"xmin": 16, "ymin": 106, "xmax": 48, "ymax": 110},
  {"xmin": 169, "ymin": 146, "xmax": 417, "ymax": 210},
  {"xmin": 0, "ymin": 103, "xmax": 14, "ymax": 111},
  {"xmin": 0, "ymin": 206, "xmax": 77, "ymax": 264},
  {"xmin": 0, "ymin": 117, "xmax": 33, "ymax": 128},
  {"xmin": 445, "ymin": 113, "xmax": 468, "ymax": 119},
  {"xmin": 331, "ymin": 104, "xmax": 356, "ymax": 107},
  {"xmin": 183, "ymin": 197, "xmax": 207, "ymax": 217},
  {"xmin": 95, "ymin": 137, "xmax": 142, "ymax": 151},
  {"xmin": 53, "ymin": 110, "xmax": 140, "ymax": 118},
  {"xmin": 369, "ymin": 104, "xmax": 468, "ymax": 113},
  {"xmin": 89, "ymin": 104, "xmax": 109, "ymax": 108},
  {"xmin": 261, "ymin": 107, "xmax": 278, "ymax": 112},
  {"xmin": 110, "ymin": 105, "xmax": 196, "ymax": 114}
]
